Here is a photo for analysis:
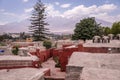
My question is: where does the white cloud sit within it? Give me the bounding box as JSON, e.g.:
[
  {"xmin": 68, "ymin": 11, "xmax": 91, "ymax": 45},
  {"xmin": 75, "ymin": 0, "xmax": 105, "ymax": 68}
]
[
  {"xmin": 61, "ymin": 4, "xmax": 118, "ymax": 21},
  {"xmin": 23, "ymin": 0, "xmax": 29, "ymax": 3},
  {"xmin": 55, "ymin": 2, "xmax": 60, "ymax": 5},
  {"xmin": 60, "ymin": 3, "xmax": 71, "ymax": 8},
  {"xmin": 0, "ymin": 10, "xmax": 30, "ymax": 24},
  {"xmin": 3, "ymin": 12, "xmax": 17, "ymax": 17},
  {"xmin": 0, "ymin": 3, "xmax": 120, "ymax": 33},
  {"xmin": 45, "ymin": 3, "xmax": 120, "ymax": 33},
  {"xmin": 24, "ymin": 8, "xmax": 33, "ymax": 13},
  {"xmin": 19, "ymin": 14, "xmax": 30, "ymax": 21},
  {"xmin": 0, "ymin": 21, "xmax": 8, "ymax": 25},
  {"xmin": 90, "ymin": 13, "xmax": 120, "ymax": 23},
  {"xmin": 46, "ymin": 4, "xmax": 61, "ymax": 17},
  {"xmin": 96, "ymin": 4, "xmax": 117, "ymax": 13},
  {"xmin": 0, "ymin": 9, "xmax": 5, "ymax": 12},
  {"xmin": 63, "ymin": 5, "xmax": 94, "ymax": 18},
  {"xmin": 62, "ymin": 4, "xmax": 116, "ymax": 18}
]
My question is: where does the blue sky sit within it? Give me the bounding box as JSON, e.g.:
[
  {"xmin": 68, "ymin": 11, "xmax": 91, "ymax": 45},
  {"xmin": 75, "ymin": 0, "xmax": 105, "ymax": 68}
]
[{"xmin": 0, "ymin": 0, "xmax": 120, "ymax": 33}]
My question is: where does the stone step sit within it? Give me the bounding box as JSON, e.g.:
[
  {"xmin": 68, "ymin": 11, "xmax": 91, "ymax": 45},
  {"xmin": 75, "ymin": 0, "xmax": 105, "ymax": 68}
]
[{"xmin": 44, "ymin": 76, "xmax": 65, "ymax": 80}]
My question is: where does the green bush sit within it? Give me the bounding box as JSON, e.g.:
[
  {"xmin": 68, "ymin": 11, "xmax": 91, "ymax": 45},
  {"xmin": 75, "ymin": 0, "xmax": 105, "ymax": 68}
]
[
  {"xmin": 11, "ymin": 46, "xmax": 19, "ymax": 55},
  {"xmin": 0, "ymin": 43, "xmax": 6, "ymax": 46},
  {"xmin": 43, "ymin": 40, "xmax": 52, "ymax": 49},
  {"xmin": 53, "ymin": 56, "xmax": 61, "ymax": 68}
]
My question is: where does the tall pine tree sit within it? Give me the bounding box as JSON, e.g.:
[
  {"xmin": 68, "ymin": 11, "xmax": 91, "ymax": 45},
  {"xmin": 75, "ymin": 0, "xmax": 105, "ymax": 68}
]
[{"xmin": 29, "ymin": 0, "xmax": 49, "ymax": 41}]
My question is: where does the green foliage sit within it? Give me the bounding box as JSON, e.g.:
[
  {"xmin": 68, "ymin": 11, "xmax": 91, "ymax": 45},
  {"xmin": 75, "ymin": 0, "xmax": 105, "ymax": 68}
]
[
  {"xmin": 0, "ymin": 36, "xmax": 4, "ymax": 42},
  {"xmin": 101, "ymin": 27, "xmax": 111, "ymax": 35},
  {"xmin": 43, "ymin": 40, "xmax": 52, "ymax": 49},
  {"xmin": 53, "ymin": 56, "xmax": 61, "ymax": 68},
  {"xmin": 0, "ymin": 34, "xmax": 12, "ymax": 42},
  {"xmin": 29, "ymin": 0, "xmax": 49, "ymax": 41},
  {"xmin": 72, "ymin": 17, "xmax": 102, "ymax": 41},
  {"xmin": 0, "ymin": 43, "xmax": 6, "ymax": 46},
  {"xmin": 11, "ymin": 46, "xmax": 19, "ymax": 55},
  {"xmin": 20, "ymin": 32, "xmax": 26, "ymax": 40},
  {"xmin": 3, "ymin": 34, "xmax": 12, "ymax": 39},
  {"xmin": 54, "ymin": 42, "xmax": 57, "ymax": 48},
  {"xmin": 111, "ymin": 22, "xmax": 120, "ymax": 35}
]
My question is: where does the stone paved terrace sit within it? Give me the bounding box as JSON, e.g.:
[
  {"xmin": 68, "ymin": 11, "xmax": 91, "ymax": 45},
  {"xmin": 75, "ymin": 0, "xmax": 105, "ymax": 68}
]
[
  {"xmin": 0, "ymin": 46, "xmax": 12, "ymax": 55},
  {"xmin": 42, "ymin": 58, "xmax": 66, "ymax": 79},
  {"xmin": 80, "ymin": 68, "xmax": 120, "ymax": 80},
  {"xmin": 0, "ymin": 68, "xmax": 49, "ymax": 80}
]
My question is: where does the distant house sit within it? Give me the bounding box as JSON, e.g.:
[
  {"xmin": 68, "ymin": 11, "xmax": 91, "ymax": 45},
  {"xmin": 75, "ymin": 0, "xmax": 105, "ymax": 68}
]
[
  {"xmin": 26, "ymin": 37, "xmax": 33, "ymax": 42},
  {"xmin": 9, "ymin": 33, "xmax": 20, "ymax": 38}
]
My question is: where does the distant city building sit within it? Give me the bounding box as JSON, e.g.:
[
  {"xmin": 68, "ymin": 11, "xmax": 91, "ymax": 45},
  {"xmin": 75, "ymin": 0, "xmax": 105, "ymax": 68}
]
[
  {"xmin": 9, "ymin": 33, "xmax": 20, "ymax": 38},
  {"xmin": 26, "ymin": 37, "xmax": 33, "ymax": 42}
]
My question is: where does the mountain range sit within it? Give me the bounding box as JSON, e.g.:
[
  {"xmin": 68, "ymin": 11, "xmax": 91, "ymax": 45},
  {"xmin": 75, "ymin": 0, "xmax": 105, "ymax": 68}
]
[{"xmin": 0, "ymin": 18, "xmax": 112, "ymax": 34}]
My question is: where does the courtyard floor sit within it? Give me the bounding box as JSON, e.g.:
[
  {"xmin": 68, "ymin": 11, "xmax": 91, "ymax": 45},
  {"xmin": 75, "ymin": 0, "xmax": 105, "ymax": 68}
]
[{"xmin": 41, "ymin": 58, "xmax": 66, "ymax": 79}]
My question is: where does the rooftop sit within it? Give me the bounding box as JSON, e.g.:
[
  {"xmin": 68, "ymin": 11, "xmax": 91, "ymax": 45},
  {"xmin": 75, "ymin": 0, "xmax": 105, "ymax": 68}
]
[
  {"xmin": 80, "ymin": 68, "xmax": 120, "ymax": 80},
  {"xmin": 0, "ymin": 68, "xmax": 49, "ymax": 80},
  {"xmin": 68, "ymin": 52, "xmax": 120, "ymax": 70},
  {"xmin": 42, "ymin": 58, "xmax": 66, "ymax": 79}
]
